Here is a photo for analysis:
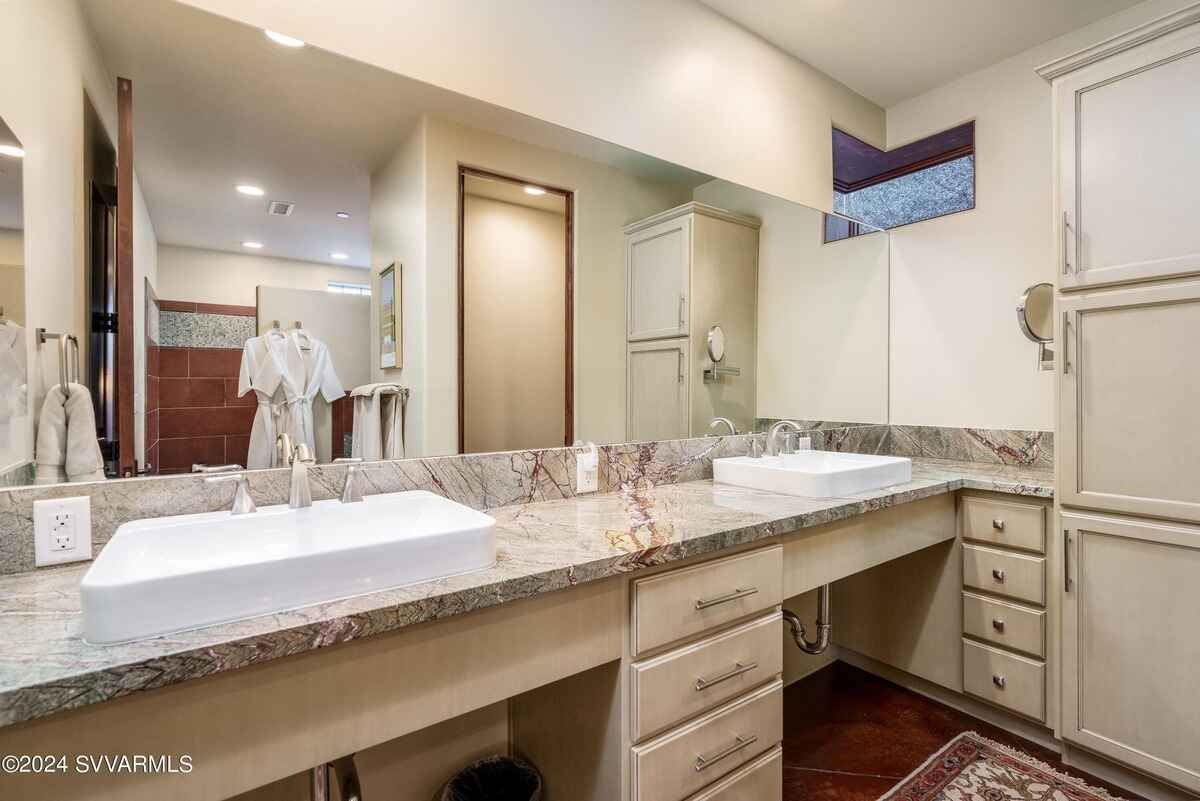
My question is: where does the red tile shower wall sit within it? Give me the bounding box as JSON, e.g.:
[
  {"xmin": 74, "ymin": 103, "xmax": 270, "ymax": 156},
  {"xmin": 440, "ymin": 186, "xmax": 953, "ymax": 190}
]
[{"xmin": 155, "ymin": 348, "xmax": 255, "ymax": 473}]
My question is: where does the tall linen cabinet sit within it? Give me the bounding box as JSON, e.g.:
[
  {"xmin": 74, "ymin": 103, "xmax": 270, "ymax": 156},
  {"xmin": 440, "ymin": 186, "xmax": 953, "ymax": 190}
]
[
  {"xmin": 1041, "ymin": 7, "xmax": 1200, "ymax": 794},
  {"xmin": 624, "ymin": 202, "xmax": 760, "ymax": 441}
]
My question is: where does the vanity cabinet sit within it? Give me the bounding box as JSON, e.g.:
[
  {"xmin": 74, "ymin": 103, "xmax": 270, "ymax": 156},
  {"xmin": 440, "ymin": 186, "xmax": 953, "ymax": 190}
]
[
  {"xmin": 1060, "ymin": 511, "xmax": 1200, "ymax": 794},
  {"xmin": 624, "ymin": 203, "xmax": 759, "ymax": 439},
  {"xmin": 1053, "ymin": 21, "xmax": 1200, "ymax": 290},
  {"xmin": 1058, "ymin": 279, "xmax": 1200, "ymax": 524}
]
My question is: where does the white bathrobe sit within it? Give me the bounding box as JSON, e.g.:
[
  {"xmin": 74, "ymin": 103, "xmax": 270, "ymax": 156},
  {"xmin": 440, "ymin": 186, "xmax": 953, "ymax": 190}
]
[
  {"xmin": 280, "ymin": 332, "xmax": 344, "ymax": 455},
  {"xmin": 0, "ymin": 322, "xmax": 27, "ymax": 423},
  {"xmin": 34, "ymin": 383, "xmax": 106, "ymax": 484},
  {"xmin": 237, "ymin": 330, "xmax": 298, "ymax": 469}
]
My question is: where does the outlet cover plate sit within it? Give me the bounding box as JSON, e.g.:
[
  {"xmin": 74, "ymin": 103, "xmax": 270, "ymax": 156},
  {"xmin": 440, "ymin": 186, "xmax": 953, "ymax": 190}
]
[{"xmin": 34, "ymin": 496, "xmax": 93, "ymax": 566}]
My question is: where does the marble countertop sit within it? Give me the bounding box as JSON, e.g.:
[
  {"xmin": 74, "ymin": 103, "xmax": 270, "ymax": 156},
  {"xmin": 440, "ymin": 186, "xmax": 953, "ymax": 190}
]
[{"xmin": 0, "ymin": 458, "xmax": 1051, "ymax": 728}]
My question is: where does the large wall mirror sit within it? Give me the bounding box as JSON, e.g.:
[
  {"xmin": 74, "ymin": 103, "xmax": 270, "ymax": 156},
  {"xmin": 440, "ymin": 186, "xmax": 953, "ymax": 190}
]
[
  {"xmin": 0, "ymin": 0, "xmax": 889, "ymax": 488},
  {"xmin": 0, "ymin": 117, "xmax": 27, "ymax": 483}
]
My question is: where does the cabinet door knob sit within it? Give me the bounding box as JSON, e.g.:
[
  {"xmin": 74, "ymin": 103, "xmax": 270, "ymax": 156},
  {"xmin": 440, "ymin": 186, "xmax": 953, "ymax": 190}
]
[
  {"xmin": 992, "ymin": 618, "xmax": 1005, "ymax": 633},
  {"xmin": 992, "ymin": 568, "xmax": 1006, "ymax": 583},
  {"xmin": 993, "ymin": 674, "xmax": 1007, "ymax": 689},
  {"xmin": 992, "ymin": 518, "xmax": 1005, "ymax": 531}
]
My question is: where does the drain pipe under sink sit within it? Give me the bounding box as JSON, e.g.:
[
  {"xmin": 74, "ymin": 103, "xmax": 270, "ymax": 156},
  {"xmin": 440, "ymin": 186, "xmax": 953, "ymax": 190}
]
[{"xmin": 783, "ymin": 584, "xmax": 832, "ymax": 655}]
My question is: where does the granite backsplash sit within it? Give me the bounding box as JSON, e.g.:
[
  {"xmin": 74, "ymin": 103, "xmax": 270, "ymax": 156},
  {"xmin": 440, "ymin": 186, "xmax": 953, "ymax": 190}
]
[{"xmin": 0, "ymin": 423, "xmax": 1050, "ymax": 576}]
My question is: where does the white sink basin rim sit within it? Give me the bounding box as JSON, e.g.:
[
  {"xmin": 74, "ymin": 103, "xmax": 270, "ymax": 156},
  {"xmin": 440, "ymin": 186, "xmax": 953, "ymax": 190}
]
[
  {"xmin": 713, "ymin": 451, "xmax": 912, "ymax": 498},
  {"xmin": 81, "ymin": 490, "xmax": 497, "ymax": 644}
]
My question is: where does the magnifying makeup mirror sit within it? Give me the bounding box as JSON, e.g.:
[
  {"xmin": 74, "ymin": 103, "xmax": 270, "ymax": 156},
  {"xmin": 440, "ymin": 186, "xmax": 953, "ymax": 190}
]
[
  {"xmin": 1017, "ymin": 282, "xmax": 1054, "ymax": 370},
  {"xmin": 706, "ymin": 324, "xmax": 727, "ymax": 363}
]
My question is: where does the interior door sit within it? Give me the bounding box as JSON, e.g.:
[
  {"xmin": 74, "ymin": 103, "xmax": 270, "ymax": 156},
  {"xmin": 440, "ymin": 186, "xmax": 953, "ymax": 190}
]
[
  {"xmin": 627, "ymin": 338, "xmax": 689, "ymax": 442},
  {"xmin": 1061, "ymin": 511, "xmax": 1200, "ymax": 792},
  {"xmin": 1057, "ymin": 24, "xmax": 1200, "ymax": 290},
  {"xmin": 627, "ymin": 215, "xmax": 690, "ymax": 341},
  {"xmin": 1058, "ymin": 279, "xmax": 1200, "ymax": 523}
]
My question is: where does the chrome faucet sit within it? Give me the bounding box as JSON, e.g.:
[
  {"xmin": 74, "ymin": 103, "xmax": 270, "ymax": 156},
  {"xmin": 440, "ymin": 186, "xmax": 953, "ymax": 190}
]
[
  {"xmin": 205, "ymin": 472, "xmax": 257, "ymax": 515},
  {"xmin": 709, "ymin": 417, "xmax": 737, "ymax": 436},
  {"xmin": 765, "ymin": 420, "xmax": 802, "ymax": 457},
  {"xmin": 277, "ymin": 433, "xmax": 315, "ymax": 509},
  {"xmin": 334, "ymin": 457, "xmax": 383, "ymax": 504}
]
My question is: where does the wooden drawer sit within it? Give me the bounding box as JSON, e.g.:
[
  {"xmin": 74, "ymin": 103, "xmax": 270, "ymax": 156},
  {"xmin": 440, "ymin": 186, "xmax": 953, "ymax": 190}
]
[
  {"xmin": 963, "ymin": 639, "xmax": 1045, "ymax": 722},
  {"xmin": 632, "ymin": 546, "xmax": 782, "ymax": 656},
  {"xmin": 631, "ymin": 679, "xmax": 782, "ymax": 801},
  {"xmin": 685, "ymin": 745, "xmax": 781, "ymax": 801},
  {"xmin": 961, "ymin": 496, "xmax": 1045, "ymax": 554},
  {"xmin": 631, "ymin": 612, "xmax": 782, "ymax": 741},
  {"xmin": 963, "ymin": 544, "xmax": 1045, "ymax": 606},
  {"xmin": 962, "ymin": 592, "xmax": 1045, "ymax": 658}
]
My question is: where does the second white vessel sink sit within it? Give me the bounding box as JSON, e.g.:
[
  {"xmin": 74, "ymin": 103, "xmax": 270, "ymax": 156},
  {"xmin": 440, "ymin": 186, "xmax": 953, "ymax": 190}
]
[
  {"xmin": 80, "ymin": 490, "xmax": 496, "ymax": 644},
  {"xmin": 714, "ymin": 451, "xmax": 912, "ymax": 498}
]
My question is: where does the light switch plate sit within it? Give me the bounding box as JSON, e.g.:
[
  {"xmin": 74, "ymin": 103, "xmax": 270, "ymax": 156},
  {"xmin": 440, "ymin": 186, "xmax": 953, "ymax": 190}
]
[{"xmin": 34, "ymin": 496, "xmax": 93, "ymax": 566}]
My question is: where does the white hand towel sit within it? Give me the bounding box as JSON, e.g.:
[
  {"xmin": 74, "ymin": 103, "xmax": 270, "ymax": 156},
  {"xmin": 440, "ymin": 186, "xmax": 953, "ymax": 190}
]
[
  {"xmin": 381, "ymin": 391, "xmax": 405, "ymax": 460},
  {"xmin": 34, "ymin": 386, "xmax": 68, "ymax": 484},
  {"xmin": 351, "ymin": 392, "xmax": 383, "ymax": 460},
  {"xmin": 63, "ymin": 384, "xmax": 106, "ymax": 482},
  {"xmin": 349, "ymin": 381, "xmax": 402, "ymax": 398},
  {"xmin": 34, "ymin": 384, "xmax": 106, "ymax": 484}
]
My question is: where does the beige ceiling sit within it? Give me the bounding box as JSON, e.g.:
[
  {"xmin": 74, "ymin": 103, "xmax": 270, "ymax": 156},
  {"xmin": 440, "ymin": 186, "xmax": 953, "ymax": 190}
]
[
  {"xmin": 81, "ymin": 0, "xmax": 710, "ymax": 269},
  {"xmin": 698, "ymin": 0, "xmax": 1144, "ymax": 107}
]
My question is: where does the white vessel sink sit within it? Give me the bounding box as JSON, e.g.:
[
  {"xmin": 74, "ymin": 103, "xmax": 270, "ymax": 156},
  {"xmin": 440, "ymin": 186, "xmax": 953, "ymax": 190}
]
[
  {"xmin": 80, "ymin": 490, "xmax": 496, "ymax": 644},
  {"xmin": 713, "ymin": 451, "xmax": 912, "ymax": 498}
]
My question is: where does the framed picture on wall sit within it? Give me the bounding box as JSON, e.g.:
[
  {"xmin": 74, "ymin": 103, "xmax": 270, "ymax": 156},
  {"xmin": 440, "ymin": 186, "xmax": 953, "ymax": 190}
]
[{"xmin": 379, "ymin": 263, "xmax": 401, "ymax": 369}]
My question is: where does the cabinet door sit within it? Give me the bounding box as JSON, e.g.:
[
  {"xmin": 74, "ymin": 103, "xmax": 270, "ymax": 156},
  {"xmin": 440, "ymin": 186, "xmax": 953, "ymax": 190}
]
[
  {"xmin": 1061, "ymin": 511, "xmax": 1200, "ymax": 792},
  {"xmin": 627, "ymin": 338, "xmax": 689, "ymax": 442},
  {"xmin": 1059, "ymin": 280, "xmax": 1200, "ymax": 523},
  {"xmin": 627, "ymin": 216, "xmax": 690, "ymax": 341},
  {"xmin": 1057, "ymin": 24, "xmax": 1200, "ymax": 289}
]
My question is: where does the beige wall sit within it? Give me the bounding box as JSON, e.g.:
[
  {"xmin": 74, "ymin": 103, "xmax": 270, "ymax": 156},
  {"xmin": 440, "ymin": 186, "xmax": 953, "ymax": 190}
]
[
  {"xmin": 0, "ymin": 228, "xmax": 24, "ymax": 325},
  {"xmin": 693, "ymin": 181, "xmax": 889, "ymax": 425},
  {"xmin": 369, "ymin": 121, "xmax": 427, "ymax": 454},
  {"xmin": 463, "ymin": 193, "xmax": 566, "ymax": 452},
  {"xmin": 156, "ymin": 244, "xmax": 369, "ymax": 306},
  {"xmin": 884, "ymin": 0, "xmax": 1195, "ymax": 431},
  {"xmin": 421, "ymin": 116, "xmax": 691, "ymax": 455},
  {"xmin": 177, "ymin": 0, "xmax": 885, "ymax": 212}
]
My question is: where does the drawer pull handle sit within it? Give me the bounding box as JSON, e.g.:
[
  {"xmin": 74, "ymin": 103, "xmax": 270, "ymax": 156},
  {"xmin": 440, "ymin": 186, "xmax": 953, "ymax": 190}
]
[
  {"xmin": 695, "ymin": 586, "xmax": 759, "ymax": 611},
  {"xmin": 992, "ymin": 618, "xmax": 1006, "ymax": 633},
  {"xmin": 992, "ymin": 518, "xmax": 1006, "ymax": 531},
  {"xmin": 992, "ymin": 569, "xmax": 1006, "ymax": 583},
  {"xmin": 695, "ymin": 660, "xmax": 758, "ymax": 692},
  {"xmin": 695, "ymin": 734, "xmax": 758, "ymax": 772},
  {"xmin": 993, "ymin": 674, "xmax": 1007, "ymax": 690}
]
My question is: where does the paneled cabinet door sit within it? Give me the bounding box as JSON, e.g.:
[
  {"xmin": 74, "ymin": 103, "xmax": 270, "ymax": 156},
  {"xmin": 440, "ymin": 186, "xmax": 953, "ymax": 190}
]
[
  {"xmin": 627, "ymin": 216, "xmax": 690, "ymax": 341},
  {"xmin": 1056, "ymin": 22, "xmax": 1200, "ymax": 290},
  {"xmin": 627, "ymin": 338, "xmax": 689, "ymax": 442},
  {"xmin": 1058, "ymin": 280, "xmax": 1200, "ymax": 523},
  {"xmin": 1061, "ymin": 511, "xmax": 1200, "ymax": 793}
]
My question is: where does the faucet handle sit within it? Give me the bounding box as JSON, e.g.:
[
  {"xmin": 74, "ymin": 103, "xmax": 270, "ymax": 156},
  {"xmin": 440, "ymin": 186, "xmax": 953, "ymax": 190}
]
[
  {"xmin": 205, "ymin": 473, "xmax": 257, "ymax": 515},
  {"xmin": 294, "ymin": 442, "xmax": 315, "ymax": 464},
  {"xmin": 341, "ymin": 461, "xmax": 385, "ymax": 504}
]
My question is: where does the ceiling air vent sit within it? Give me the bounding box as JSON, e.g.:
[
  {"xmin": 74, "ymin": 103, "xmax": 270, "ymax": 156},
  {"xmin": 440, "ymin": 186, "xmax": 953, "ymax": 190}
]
[{"xmin": 267, "ymin": 200, "xmax": 295, "ymax": 217}]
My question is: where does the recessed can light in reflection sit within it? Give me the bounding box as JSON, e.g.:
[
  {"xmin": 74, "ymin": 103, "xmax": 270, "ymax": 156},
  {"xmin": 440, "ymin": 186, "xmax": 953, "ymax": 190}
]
[
  {"xmin": 264, "ymin": 30, "xmax": 306, "ymax": 48},
  {"xmin": 0, "ymin": 145, "xmax": 25, "ymax": 159},
  {"xmin": 236, "ymin": 184, "xmax": 265, "ymax": 197},
  {"xmin": 335, "ymin": 211, "xmax": 350, "ymax": 219},
  {"xmin": 330, "ymin": 252, "xmax": 349, "ymax": 260},
  {"xmin": 523, "ymin": 185, "xmax": 546, "ymax": 196},
  {"xmin": 242, "ymin": 241, "xmax": 264, "ymax": 249}
]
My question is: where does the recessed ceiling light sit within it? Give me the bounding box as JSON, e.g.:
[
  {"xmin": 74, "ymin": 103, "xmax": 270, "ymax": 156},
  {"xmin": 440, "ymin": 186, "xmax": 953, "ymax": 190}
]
[
  {"xmin": 335, "ymin": 211, "xmax": 350, "ymax": 219},
  {"xmin": 264, "ymin": 30, "xmax": 306, "ymax": 48},
  {"xmin": 242, "ymin": 241, "xmax": 264, "ymax": 249},
  {"xmin": 0, "ymin": 145, "xmax": 24, "ymax": 159},
  {"xmin": 236, "ymin": 184, "xmax": 265, "ymax": 197},
  {"xmin": 524, "ymin": 185, "xmax": 546, "ymax": 196},
  {"xmin": 330, "ymin": 252, "xmax": 349, "ymax": 260}
]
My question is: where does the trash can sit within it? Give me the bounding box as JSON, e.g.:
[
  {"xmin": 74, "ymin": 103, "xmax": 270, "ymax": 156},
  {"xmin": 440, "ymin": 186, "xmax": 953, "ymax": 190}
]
[{"xmin": 438, "ymin": 756, "xmax": 543, "ymax": 801}]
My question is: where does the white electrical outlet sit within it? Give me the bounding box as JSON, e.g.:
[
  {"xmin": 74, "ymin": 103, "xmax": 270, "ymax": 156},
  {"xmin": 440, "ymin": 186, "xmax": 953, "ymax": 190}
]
[
  {"xmin": 575, "ymin": 442, "xmax": 599, "ymax": 494},
  {"xmin": 34, "ymin": 496, "xmax": 93, "ymax": 567}
]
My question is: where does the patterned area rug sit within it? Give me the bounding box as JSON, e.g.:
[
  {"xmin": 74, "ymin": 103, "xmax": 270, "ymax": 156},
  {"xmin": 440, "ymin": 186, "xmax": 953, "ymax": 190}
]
[{"xmin": 879, "ymin": 732, "xmax": 1129, "ymax": 801}]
